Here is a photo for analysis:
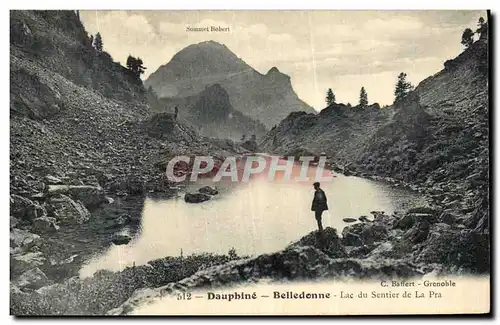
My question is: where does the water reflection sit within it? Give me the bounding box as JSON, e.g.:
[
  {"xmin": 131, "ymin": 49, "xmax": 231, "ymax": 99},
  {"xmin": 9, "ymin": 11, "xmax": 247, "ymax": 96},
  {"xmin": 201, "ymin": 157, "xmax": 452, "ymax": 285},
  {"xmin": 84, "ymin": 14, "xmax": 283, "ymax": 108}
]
[{"xmin": 80, "ymin": 161, "xmax": 426, "ymax": 277}]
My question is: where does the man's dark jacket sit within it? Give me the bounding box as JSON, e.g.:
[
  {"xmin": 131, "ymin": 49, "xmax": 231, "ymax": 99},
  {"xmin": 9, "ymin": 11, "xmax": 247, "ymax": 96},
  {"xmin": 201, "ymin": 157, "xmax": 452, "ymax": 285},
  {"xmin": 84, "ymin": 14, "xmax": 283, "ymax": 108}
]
[{"xmin": 311, "ymin": 188, "xmax": 329, "ymax": 212}]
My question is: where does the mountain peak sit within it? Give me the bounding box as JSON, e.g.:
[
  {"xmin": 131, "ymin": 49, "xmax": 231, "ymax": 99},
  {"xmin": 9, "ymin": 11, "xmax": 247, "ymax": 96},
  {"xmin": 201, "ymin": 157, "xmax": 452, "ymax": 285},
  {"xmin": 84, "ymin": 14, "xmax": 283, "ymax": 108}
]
[
  {"xmin": 145, "ymin": 42, "xmax": 316, "ymax": 127},
  {"xmin": 267, "ymin": 67, "xmax": 281, "ymax": 74},
  {"xmin": 265, "ymin": 66, "xmax": 291, "ymax": 83},
  {"xmin": 197, "ymin": 40, "xmax": 225, "ymax": 46},
  {"xmin": 175, "ymin": 40, "xmax": 231, "ymax": 57},
  {"xmin": 189, "ymin": 40, "xmax": 228, "ymax": 50}
]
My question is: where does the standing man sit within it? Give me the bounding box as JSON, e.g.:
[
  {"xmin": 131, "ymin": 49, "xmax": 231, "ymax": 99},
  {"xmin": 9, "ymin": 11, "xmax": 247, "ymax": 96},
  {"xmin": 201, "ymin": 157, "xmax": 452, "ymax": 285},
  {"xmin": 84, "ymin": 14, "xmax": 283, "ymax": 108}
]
[
  {"xmin": 311, "ymin": 182, "xmax": 328, "ymax": 232},
  {"xmin": 174, "ymin": 106, "xmax": 178, "ymax": 120}
]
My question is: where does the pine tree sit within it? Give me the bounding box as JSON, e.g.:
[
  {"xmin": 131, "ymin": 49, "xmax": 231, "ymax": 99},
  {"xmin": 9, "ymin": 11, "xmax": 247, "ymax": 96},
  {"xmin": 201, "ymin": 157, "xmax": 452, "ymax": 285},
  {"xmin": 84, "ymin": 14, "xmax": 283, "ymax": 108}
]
[
  {"xmin": 126, "ymin": 55, "xmax": 135, "ymax": 70},
  {"xmin": 93, "ymin": 32, "xmax": 103, "ymax": 53},
  {"xmin": 359, "ymin": 87, "xmax": 368, "ymax": 107},
  {"xmin": 394, "ymin": 73, "xmax": 414, "ymax": 103},
  {"xmin": 476, "ymin": 17, "xmax": 488, "ymax": 39},
  {"xmin": 461, "ymin": 28, "xmax": 474, "ymax": 48},
  {"xmin": 325, "ymin": 88, "xmax": 336, "ymax": 106},
  {"xmin": 126, "ymin": 55, "xmax": 147, "ymax": 78}
]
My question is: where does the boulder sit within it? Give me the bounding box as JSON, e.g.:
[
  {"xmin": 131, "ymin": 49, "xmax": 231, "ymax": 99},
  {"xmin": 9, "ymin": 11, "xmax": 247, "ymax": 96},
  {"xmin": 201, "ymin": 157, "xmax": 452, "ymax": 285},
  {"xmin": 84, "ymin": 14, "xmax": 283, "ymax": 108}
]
[
  {"xmin": 16, "ymin": 267, "xmax": 51, "ymax": 290},
  {"xmin": 438, "ymin": 210, "xmax": 458, "ymax": 225},
  {"xmin": 430, "ymin": 222, "xmax": 452, "ymax": 233},
  {"xmin": 44, "ymin": 175, "xmax": 63, "ymax": 185},
  {"xmin": 198, "ymin": 186, "xmax": 218, "ymax": 196},
  {"xmin": 112, "ymin": 234, "xmax": 132, "ymax": 246},
  {"xmin": 394, "ymin": 213, "xmax": 436, "ymax": 230},
  {"xmin": 47, "ymin": 254, "xmax": 82, "ymax": 281},
  {"xmin": 47, "ymin": 184, "xmax": 106, "ymax": 209},
  {"xmin": 406, "ymin": 206, "xmax": 439, "ymax": 215},
  {"xmin": 388, "ymin": 228, "xmax": 405, "ymax": 240},
  {"xmin": 10, "ymin": 216, "xmax": 19, "ymax": 229},
  {"xmin": 48, "ymin": 194, "xmax": 90, "ymax": 225},
  {"xmin": 370, "ymin": 211, "xmax": 386, "ymax": 218},
  {"xmin": 10, "ymin": 194, "xmax": 32, "ymax": 218},
  {"xmin": 341, "ymin": 231, "xmax": 363, "ymax": 246},
  {"xmin": 10, "ymin": 194, "xmax": 46, "ymax": 221},
  {"xmin": 288, "ymin": 227, "xmax": 347, "ymax": 258},
  {"xmin": 342, "ymin": 218, "xmax": 357, "ymax": 223},
  {"xmin": 341, "ymin": 222, "xmax": 388, "ymax": 246},
  {"xmin": 473, "ymin": 215, "xmax": 489, "ymax": 233},
  {"xmin": 365, "ymin": 242, "xmax": 395, "ymax": 259},
  {"xmin": 358, "ymin": 223, "xmax": 389, "ymax": 245},
  {"xmin": 32, "ymin": 217, "xmax": 59, "ymax": 233},
  {"xmin": 403, "ymin": 221, "xmax": 430, "ymax": 244},
  {"xmin": 10, "ymin": 228, "xmax": 41, "ymax": 253},
  {"xmin": 10, "ymin": 284, "xmax": 26, "ymax": 297},
  {"xmin": 105, "ymin": 214, "xmax": 132, "ymax": 230},
  {"xmin": 50, "ymin": 254, "xmax": 80, "ymax": 267},
  {"xmin": 116, "ymin": 214, "xmax": 132, "ymax": 226},
  {"xmin": 11, "ymin": 252, "xmax": 47, "ymax": 277},
  {"xmin": 359, "ymin": 216, "xmax": 372, "ymax": 223},
  {"xmin": 184, "ymin": 193, "xmax": 211, "ymax": 203},
  {"xmin": 10, "ymin": 67, "xmax": 65, "ymax": 119}
]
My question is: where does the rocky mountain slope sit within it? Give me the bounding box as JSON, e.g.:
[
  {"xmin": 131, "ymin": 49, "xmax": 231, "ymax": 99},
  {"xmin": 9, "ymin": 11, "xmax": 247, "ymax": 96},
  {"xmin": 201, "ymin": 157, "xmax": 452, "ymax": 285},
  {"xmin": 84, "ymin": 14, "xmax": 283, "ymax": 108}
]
[
  {"xmin": 145, "ymin": 41, "xmax": 316, "ymax": 128},
  {"xmin": 10, "ymin": 10, "xmax": 245, "ymax": 299},
  {"xmin": 261, "ymin": 102, "xmax": 391, "ymax": 162},
  {"xmin": 158, "ymin": 84, "xmax": 267, "ymax": 141},
  {"xmin": 10, "ymin": 11, "xmax": 243, "ymax": 197},
  {"xmin": 261, "ymin": 36, "xmax": 489, "ymax": 235}
]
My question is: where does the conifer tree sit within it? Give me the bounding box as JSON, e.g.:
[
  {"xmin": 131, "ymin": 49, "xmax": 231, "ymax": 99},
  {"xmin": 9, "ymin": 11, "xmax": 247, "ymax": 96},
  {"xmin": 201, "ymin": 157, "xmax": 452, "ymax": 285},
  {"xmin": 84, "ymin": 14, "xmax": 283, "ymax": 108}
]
[
  {"xmin": 461, "ymin": 28, "xmax": 474, "ymax": 48},
  {"xmin": 394, "ymin": 73, "xmax": 414, "ymax": 103},
  {"xmin": 93, "ymin": 32, "xmax": 103, "ymax": 52},
  {"xmin": 359, "ymin": 87, "xmax": 368, "ymax": 107},
  {"xmin": 325, "ymin": 88, "xmax": 336, "ymax": 106}
]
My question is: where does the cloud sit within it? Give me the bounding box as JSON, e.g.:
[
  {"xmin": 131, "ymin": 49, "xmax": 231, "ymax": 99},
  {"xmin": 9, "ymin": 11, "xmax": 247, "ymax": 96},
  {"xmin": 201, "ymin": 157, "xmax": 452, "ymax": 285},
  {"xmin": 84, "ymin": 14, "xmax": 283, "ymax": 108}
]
[
  {"xmin": 267, "ymin": 33, "xmax": 293, "ymax": 43},
  {"xmin": 158, "ymin": 21, "xmax": 184, "ymax": 35},
  {"xmin": 80, "ymin": 10, "xmax": 487, "ymax": 109},
  {"xmin": 97, "ymin": 11, "xmax": 156, "ymax": 45},
  {"xmin": 362, "ymin": 17, "xmax": 424, "ymax": 36}
]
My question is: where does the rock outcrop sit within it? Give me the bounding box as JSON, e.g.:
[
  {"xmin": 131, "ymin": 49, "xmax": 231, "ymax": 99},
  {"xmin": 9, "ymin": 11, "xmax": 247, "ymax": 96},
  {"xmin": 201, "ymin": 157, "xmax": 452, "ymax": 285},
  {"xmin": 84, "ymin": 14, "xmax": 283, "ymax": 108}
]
[
  {"xmin": 16, "ymin": 267, "xmax": 51, "ymax": 290},
  {"xmin": 159, "ymin": 84, "xmax": 267, "ymax": 141},
  {"xmin": 47, "ymin": 194, "xmax": 90, "ymax": 225},
  {"xmin": 198, "ymin": 186, "xmax": 219, "ymax": 196},
  {"xmin": 47, "ymin": 184, "xmax": 106, "ymax": 209},
  {"xmin": 184, "ymin": 192, "xmax": 211, "ymax": 204}
]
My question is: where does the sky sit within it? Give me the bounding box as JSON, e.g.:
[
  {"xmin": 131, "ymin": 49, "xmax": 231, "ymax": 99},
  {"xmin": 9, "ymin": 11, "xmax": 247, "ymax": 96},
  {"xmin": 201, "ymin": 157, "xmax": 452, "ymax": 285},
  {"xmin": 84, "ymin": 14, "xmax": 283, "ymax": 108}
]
[{"xmin": 80, "ymin": 10, "xmax": 486, "ymax": 110}]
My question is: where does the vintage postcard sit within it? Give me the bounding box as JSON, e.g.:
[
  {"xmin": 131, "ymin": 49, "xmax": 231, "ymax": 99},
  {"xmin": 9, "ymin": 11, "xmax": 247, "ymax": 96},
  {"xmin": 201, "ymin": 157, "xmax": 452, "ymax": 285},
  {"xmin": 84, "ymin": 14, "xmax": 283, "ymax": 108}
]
[{"xmin": 9, "ymin": 9, "xmax": 490, "ymax": 316}]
